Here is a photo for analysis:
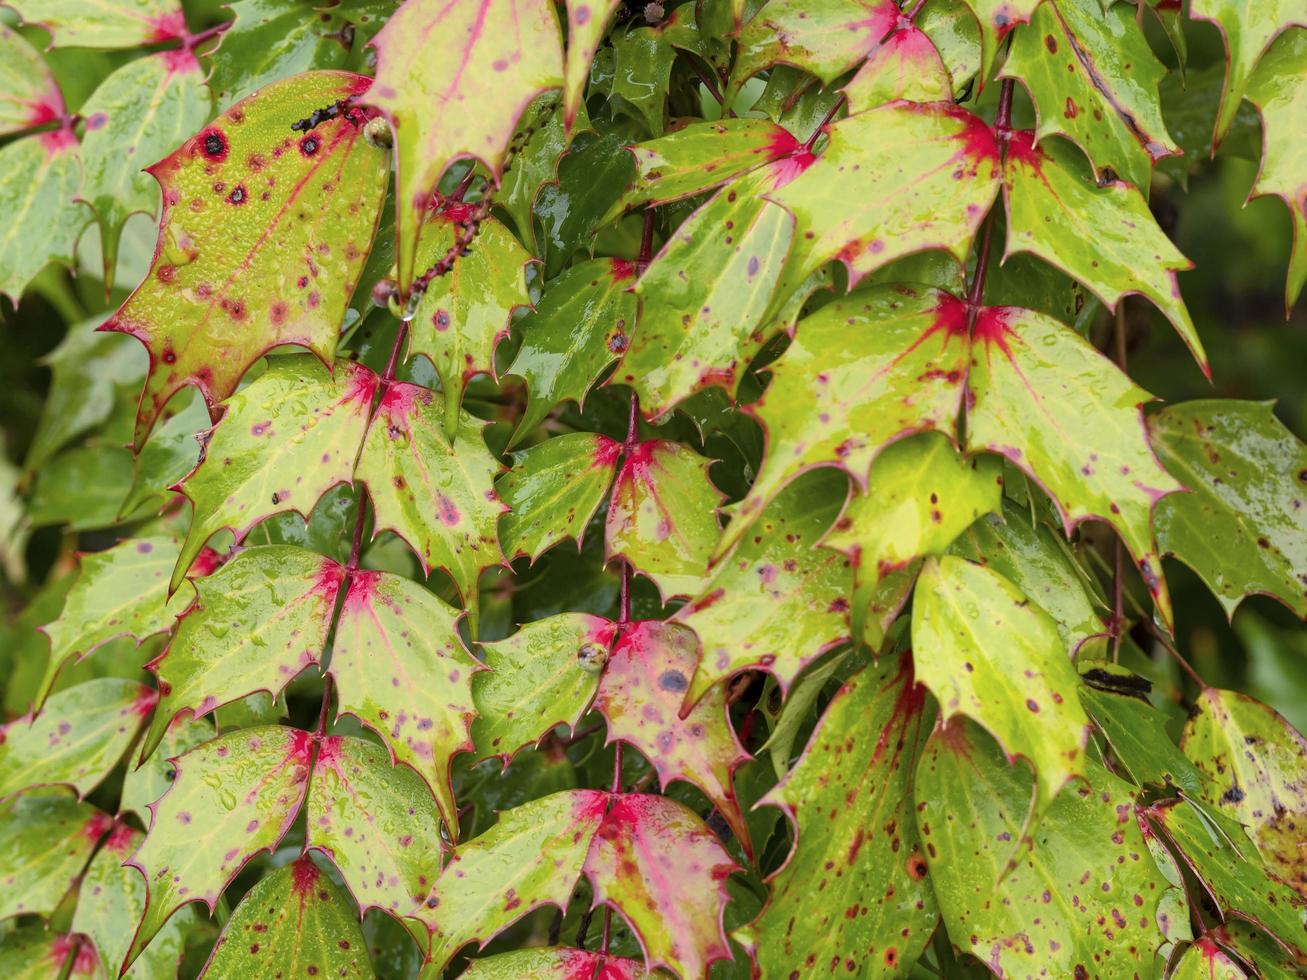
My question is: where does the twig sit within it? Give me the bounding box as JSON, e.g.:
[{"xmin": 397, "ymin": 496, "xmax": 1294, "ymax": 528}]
[
  {"xmin": 1110, "ymin": 304, "xmax": 1128, "ymax": 662},
  {"xmin": 803, "ymin": 95, "xmax": 846, "ymax": 152},
  {"xmin": 1140, "ymin": 617, "xmax": 1207, "ymax": 690}
]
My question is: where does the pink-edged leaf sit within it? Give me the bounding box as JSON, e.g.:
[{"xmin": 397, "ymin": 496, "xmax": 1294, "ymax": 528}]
[
  {"xmin": 0, "ymin": 795, "xmax": 113, "ymax": 920},
  {"xmin": 0, "ymin": 24, "xmax": 63, "ymax": 136},
  {"xmin": 959, "ymin": 0, "xmax": 1042, "ymax": 86},
  {"xmin": 563, "ymin": 0, "xmax": 623, "ymax": 130},
  {"xmin": 0, "ymin": 928, "xmax": 101, "ymax": 980},
  {"xmin": 594, "ymin": 620, "xmax": 753, "ymax": 854},
  {"xmin": 461, "ymin": 946, "xmax": 654, "ymax": 978},
  {"xmin": 104, "ymin": 71, "xmax": 389, "ymax": 447},
  {"xmin": 4, "ymin": 0, "xmax": 185, "ymax": 49},
  {"xmin": 843, "ymin": 17, "xmax": 953, "ymax": 111}
]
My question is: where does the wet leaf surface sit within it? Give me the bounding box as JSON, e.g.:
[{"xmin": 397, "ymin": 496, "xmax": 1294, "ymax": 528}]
[{"xmin": 0, "ymin": 795, "xmax": 111, "ymax": 920}]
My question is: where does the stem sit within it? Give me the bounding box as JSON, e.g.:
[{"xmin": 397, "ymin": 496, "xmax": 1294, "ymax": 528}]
[
  {"xmin": 450, "ymin": 166, "xmax": 478, "ymax": 203},
  {"xmin": 637, "ymin": 209, "xmax": 656, "ymax": 273},
  {"xmin": 1110, "ymin": 304, "xmax": 1127, "ymax": 662},
  {"xmin": 688, "ymin": 56, "xmax": 732, "ymax": 115},
  {"xmin": 904, "ymin": 0, "xmax": 931, "ymax": 18},
  {"xmin": 1140, "ymin": 618, "xmax": 1207, "ymax": 690},
  {"xmin": 963, "ymin": 79, "xmax": 1015, "ymax": 331},
  {"xmin": 804, "ymin": 95, "xmax": 847, "ymax": 152},
  {"xmin": 182, "ymin": 20, "xmax": 230, "ymax": 51}
]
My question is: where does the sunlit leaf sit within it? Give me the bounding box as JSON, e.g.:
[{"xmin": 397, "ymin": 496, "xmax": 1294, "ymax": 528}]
[{"xmin": 0, "ymin": 795, "xmax": 112, "ymax": 920}]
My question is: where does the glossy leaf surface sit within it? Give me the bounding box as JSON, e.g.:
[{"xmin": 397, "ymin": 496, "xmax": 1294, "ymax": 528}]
[
  {"xmin": 0, "ymin": 795, "xmax": 111, "ymax": 920},
  {"xmin": 563, "ymin": 0, "xmax": 622, "ymax": 128},
  {"xmin": 731, "ymin": 0, "xmax": 899, "ymax": 93},
  {"xmin": 960, "ymin": 0, "xmax": 1041, "ymax": 84},
  {"xmin": 842, "ymin": 18, "xmax": 953, "ymax": 111}
]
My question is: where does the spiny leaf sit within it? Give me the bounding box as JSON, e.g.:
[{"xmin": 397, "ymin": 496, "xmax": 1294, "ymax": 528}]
[
  {"xmin": 1210, "ymin": 920, "xmax": 1304, "ymax": 980},
  {"xmin": 505, "ymin": 259, "xmax": 639, "ymax": 444},
  {"xmin": 1182, "ymin": 688, "xmax": 1307, "ymax": 898},
  {"xmin": 306, "ymin": 735, "xmax": 446, "ymax": 916},
  {"xmin": 563, "ymin": 0, "xmax": 622, "ymax": 130},
  {"xmin": 200, "ymin": 857, "xmax": 370, "ymax": 978},
  {"xmin": 758, "ymin": 649, "xmax": 853, "ymax": 780},
  {"xmin": 121, "ymin": 389, "xmax": 209, "ymax": 520},
  {"xmin": 771, "ymin": 102, "xmax": 1000, "ymax": 288},
  {"xmin": 720, "ymin": 285, "xmax": 969, "ymax": 558},
  {"xmin": 594, "ymin": 620, "xmax": 752, "ymax": 852},
  {"xmin": 0, "ymin": 130, "xmax": 88, "ymax": 303},
  {"xmin": 472, "ymin": 612, "xmax": 618, "ymax": 761},
  {"xmin": 916, "ymin": 719, "xmax": 1173, "ymax": 978},
  {"xmin": 1003, "ymin": 0, "xmax": 1179, "ymax": 192},
  {"xmin": 965, "ymin": 305, "xmax": 1182, "ymax": 624},
  {"xmin": 823, "ymin": 432, "xmax": 1002, "ymax": 647},
  {"xmin": 842, "ymin": 17, "xmax": 953, "ymax": 110},
  {"xmin": 368, "ymin": 0, "xmax": 564, "ymax": 290},
  {"xmin": 609, "ymin": 16, "xmax": 695, "ymax": 136},
  {"xmin": 121, "ymin": 715, "xmax": 214, "ymax": 822},
  {"xmin": 355, "ymin": 381, "xmax": 506, "ymax": 603},
  {"xmin": 4, "ymin": 0, "xmax": 185, "ymax": 48},
  {"xmin": 172, "ymin": 356, "xmax": 377, "ymax": 593},
  {"xmin": 105, "ymin": 71, "xmax": 389, "ymax": 446},
  {"xmin": 145, "ymin": 546, "xmax": 345, "ymax": 760},
  {"xmin": 0, "ymin": 24, "xmax": 62, "ymax": 136},
  {"xmin": 497, "ymin": 433, "xmax": 622, "ymax": 562},
  {"xmin": 606, "ymin": 441, "xmax": 723, "ymax": 600},
  {"xmin": 0, "ymin": 928, "xmax": 100, "ymax": 980},
  {"xmin": 329, "ymin": 570, "xmax": 482, "ymax": 835},
  {"xmin": 680, "ymin": 468, "xmax": 852, "ymax": 707},
  {"xmin": 745, "ymin": 651, "xmax": 938, "ymax": 977},
  {"xmin": 959, "ymin": 0, "xmax": 1041, "ymax": 86},
  {"xmin": 0, "ymin": 678, "xmax": 154, "ymax": 801},
  {"xmin": 1003, "ymin": 129, "xmax": 1207, "ymax": 372},
  {"xmin": 913, "ymin": 555, "xmax": 1091, "ymax": 821},
  {"xmin": 1150, "ymin": 399, "xmax": 1307, "ymax": 619},
  {"xmin": 125, "ymin": 726, "xmax": 314, "ymax": 964},
  {"xmin": 461, "ymin": 946, "xmax": 653, "ymax": 978},
  {"xmin": 0, "ymin": 795, "xmax": 112, "ymax": 920},
  {"xmin": 77, "ymin": 50, "xmax": 212, "ymax": 285}
]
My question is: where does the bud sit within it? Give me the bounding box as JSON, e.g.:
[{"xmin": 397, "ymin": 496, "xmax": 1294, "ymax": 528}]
[
  {"xmin": 576, "ymin": 642, "xmax": 609, "ymax": 673},
  {"xmin": 370, "ymin": 278, "xmax": 399, "ymax": 309},
  {"xmin": 364, "ymin": 116, "xmax": 393, "ymax": 149}
]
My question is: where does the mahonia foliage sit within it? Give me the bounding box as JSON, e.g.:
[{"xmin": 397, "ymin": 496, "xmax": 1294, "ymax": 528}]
[{"xmin": 2, "ymin": 0, "xmax": 1307, "ymax": 977}]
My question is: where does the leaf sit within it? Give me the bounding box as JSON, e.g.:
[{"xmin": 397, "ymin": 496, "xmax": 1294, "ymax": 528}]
[
  {"xmin": 823, "ymin": 432, "xmax": 1002, "ymax": 646},
  {"xmin": 0, "ymin": 24, "xmax": 62, "ymax": 136},
  {"xmin": 912, "ymin": 555, "xmax": 1091, "ymax": 820},
  {"xmin": 745, "ymin": 651, "xmax": 938, "ymax": 975},
  {"xmin": 0, "ymin": 678, "xmax": 154, "ymax": 801},
  {"xmin": 595, "ymin": 620, "xmax": 752, "ymax": 851},
  {"xmin": 201, "ymin": 857, "xmax": 370, "ymax": 978},
  {"xmin": 609, "ymin": 21, "xmax": 680, "ymax": 136},
  {"xmin": 1182, "ymin": 688, "xmax": 1307, "ymax": 898},
  {"xmin": 307, "ymin": 735, "xmax": 446, "ymax": 916},
  {"xmin": 125, "ymin": 726, "xmax": 314, "ymax": 964},
  {"xmin": 77, "ymin": 50, "xmax": 212, "ymax": 285},
  {"xmin": 1003, "ymin": 0, "xmax": 1178, "ymax": 192},
  {"xmin": 354, "ymin": 381, "xmax": 506, "ymax": 602},
  {"xmin": 771, "ymin": 102, "xmax": 1000, "ymax": 288},
  {"xmin": 965, "ymin": 305, "xmax": 1182, "ymax": 623},
  {"xmin": 28, "ymin": 444, "xmax": 135, "ymax": 531},
  {"xmin": 145, "ymin": 546, "xmax": 345, "ymax": 760},
  {"xmin": 4, "ymin": 0, "xmax": 185, "ymax": 48},
  {"xmin": 121, "ymin": 388, "xmax": 208, "ymax": 519},
  {"xmin": 505, "ymin": 259, "xmax": 639, "ymax": 443},
  {"xmin": 1170, "ymin": 939, "xmax": 1249, "ymax": 980},
  {"xmin": 959, "ymin": 0, "xmax": 1041, "ymax": 86},
  {"xmin": 582, "ymin": 793, "xmax": 739, "ymax": 979},
  {"xmin": 1150, "ymin": 400, "xmax": 1307, "ymax": 619},
  {"xmin": 1003, "ymin": 130, "xmax": 1207, "ymax": 371},
  {"xmin": 720, "ymin": 285, "xmax": 969, "ymax": 557},
  {"xmin": 368, "ymin": 0, "xmax": 564, "ymax": 290},
  {"xmin": 104, "ymin": 71, "xmax": 389, "ymax": 446},
  {"xmin": 498, "ymin": 433, "xmax": 622, "ymax": 562},
  {"xmin": 759, "ymin": 648, "xmax": 852, "ymax": 778},
  {"xmin": 1191, "ymin": 0, "xmax": 1305, "ymax": 144},
  {"xmin": 121, "ymin": 715, "xmax": 214, "ymax": 822},
  {"xmin": 39, "ymin": 536, "xmax": 194, "ymax": 706},
  {"xmin": 329, "ymin": 570, "xmax": 482, "ymax": 834},
  {"xmin": 916, "ymin": 719, "xmax": 1173, "ymax": 978},
  {"xmin": 472, "ymin": 613, "xmax": 618, "ymax": 760},
  {"xmin": 1244, "ymin": 29, "xmax": 1307, "ymax": 310},
  {"xmin": 461, "ymin": 946, "xmax": 653, "ymax": 978},
  {"xmin": 406, "ymin": 209, "xmax": 532, "ymax": 431},
  {"xmin": 606, "ymin": 441, "xmax": 722, "ymax": 600},
  {"xmin": 415, "ymin": 789, "xmax": 610, "ymax": 970},
  {"xmin": 172, "ymin": 356, "xmax": 378, "ymax": 594},
  {"xmin": 0, "ymin": 795, "xmax": 112, "ymax": 920},
  {"xmin": 842, "ymin": 17, "xmax": 953, "ymax": 111},
  {"xmin": 499, "ymin": 94, "xmax": 569, "ymax": 251},
  {"xmin": 0, "ymin": 928, "xmax": 100, "ymax": 980},
  {"xmin": 0, "ymin": 131, "xmax": 89, "ymax": 303},
  {"xmin": 536, "ymin": 132, "xmax": 636, "ymax": 274},
  {"xmin": 563, "ymin": 0, "xmax": 622, "ymax": 129},
  {"xmin": 679, "ymin": 468, "xmax": 852, "ymax": 706}
]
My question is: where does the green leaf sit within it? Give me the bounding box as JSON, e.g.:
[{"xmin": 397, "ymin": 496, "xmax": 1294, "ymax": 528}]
[
  {"xmin": 744, "ymin": 651, "xmax": 938, "ymax": 975},
  {"xmin": 0, "ymin": 23, "xmax": 62, "ymax": 136},
  {"xmin": 0, "ymin": 131, "xmax": 89, "ymax": 303},
  {"xmin": 680, "ymin": 469, "xmax": 852, "ymax": 706},
  {"xmin": 1003, "ymin": 1, "xmax": 1178, "ymax": 192},
  {"xmin": 823, "ymin": 432, "xmax": 1002, "ymax": 646},
  {"xmin": 307, "ymin": 735, "xmax": 446, "ymax": 916},
  {"xmin": 0, "ymin": 678, "xmax": 153, "ymax": 800},
  {"xmin": 406, "ymin": 210, "xmax": 532, "ymax": 431},
  {"xmin": 912, "ymin": 555, "xmax": 1091, "ymax": 819},
  {"xmin": 0, "ymin": 928, "xmax": 100, "ymax": 980},
  {"xmin": 720, "ymin": 286, "xmax": 969, "ymax": 558},
  {"xmin": 173, "ymin": 356, "xmax": 378, "ymax": 594},
  {"xmin": 562, "ymin": 0, "xmax": 622, "ymax": 129},
  {"xmin": 414, "ymin": 789, "xmax": 609, "ymax": 970},
  {"xmin": 121, "ymin": 389, "xmax": 208, "ymax": 519},
  {"xmin": 125, "ymin": 726, "xmax": 314, "ymax": 964},
  {"xmin": 202, "ymin": 857, "xmax": 370, "ymax": 978},
  {"xmin": 609, "ymin": 22, "xmax": 679, "ymax": 136},
  {"xmin": 1211, "ymin": 920, "xmax": 1304, "ymax": 980},
  {"xmin": 965, "ymin": 305, "xmax": 1182, "ymax": 623},
  {"xmin": 595, "ymin": 620, "xmax": 752, "ymax": 851},
  {"xmin": 606, "ymin": 441, "xmax": 722, "ymax": 600},
  {"xmin": 461, "ymin": 947, "xmax": 653, "ymax": 978},
  {"xmin": 369, "ymin": 0, "xmax": 563, "ymax": 290},
  {"xmin": 916, "ymin": 719, "xmax": 1172, "ymax": 978},
  {"xmin": 355, "ymin": 382, "xmax": 506, "ymax": 603},
  {"xmin": 330, "ymin": 570, "xmax": 481, "ymax": 834},
  {"xmin": 535, "ymin": 132, "xmax": 636, "ymax": 274},
  {"xmin": 77, "ymin": 51, "xmax": 212, "ymax": 285},
  {"xmin": 759, "ymin": 648, "xmax": 852, "ymax": 778},
  {"xmin": 5, "ymin": 0, "xmax": 184, "ymax": 48},
  {"xmin": 1003, "ymin": 130, "xmax": 1207, "ymax": 372},
  {"xmin": 842, "ymin": 18, "xmax": 953, "ymax": 111},
  {"xmin": 145, "ymin": 546, "xmax": 345, "ymax": 760},
  {"xmin": 499, "ymin": 94, "xmax": 569, "ymax": 252},
  {"xmin": 104, "ymin": 71, "xmax": 389, "ymax": 446},
  {"xmin": 772, "ymin": 102, "xmax": 1000, "ymax": 287},
  {"xmin": 505, "ymin": 259, "xmax": 639, "ymax": 443},
  {"xmin": 497, "ymin": 433, "xmax": 621, "ymax": 562},
  {"xmin": 917, "ymin": 1, "xmax": 982, "ymax": 99},
  {"xmin": 0, "ymin": 794, "xmax": 112, "ymax": 920},
  {"xmin": 1170, "ymin": 939, "xmax": 1249, "ymax": 980},
  {"xmin": 121, "ymin": 715, "xmax": 214, "ymax": 822},
  {"xmin": 27, "ymin": 444, "xmax": 135, "ymax": 531},
  {"xmin": 958, "ymin": 0, "xmax": 1040, "ymax": 86},
  {"xmin": 1151, "ymin": 400, "xmax": 1307, "ymax": 619},
  {"xmin": 1182, "ymin": 688, "xmax": 1307, "ymax": 898}
]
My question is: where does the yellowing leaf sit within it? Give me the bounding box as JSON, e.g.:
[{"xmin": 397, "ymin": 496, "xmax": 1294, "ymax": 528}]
[
  {"xmin": 5, "ymin": 0, "xmax": 185, "ymax": 49},
  {"xmin": 0, "ymin": 795, "xmax": 112, "ymax": 920},
  {"xmin": 0, "ymin": 130, "xmax": 88, "ymax": 303},
  {"xmin": 462, "ymin": 947, "xmax": 653, "ymax": 978},
  {"xmin": 959, "ymin": 0, "xmax": 1041, "ymax": 86},
  {"xmin": 843, "ymin": 18, "xmax": 952, "ymax": 111},
  {"xmin": 0, "ymin": 24, "xmax": 62, "ymax": 136}
]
